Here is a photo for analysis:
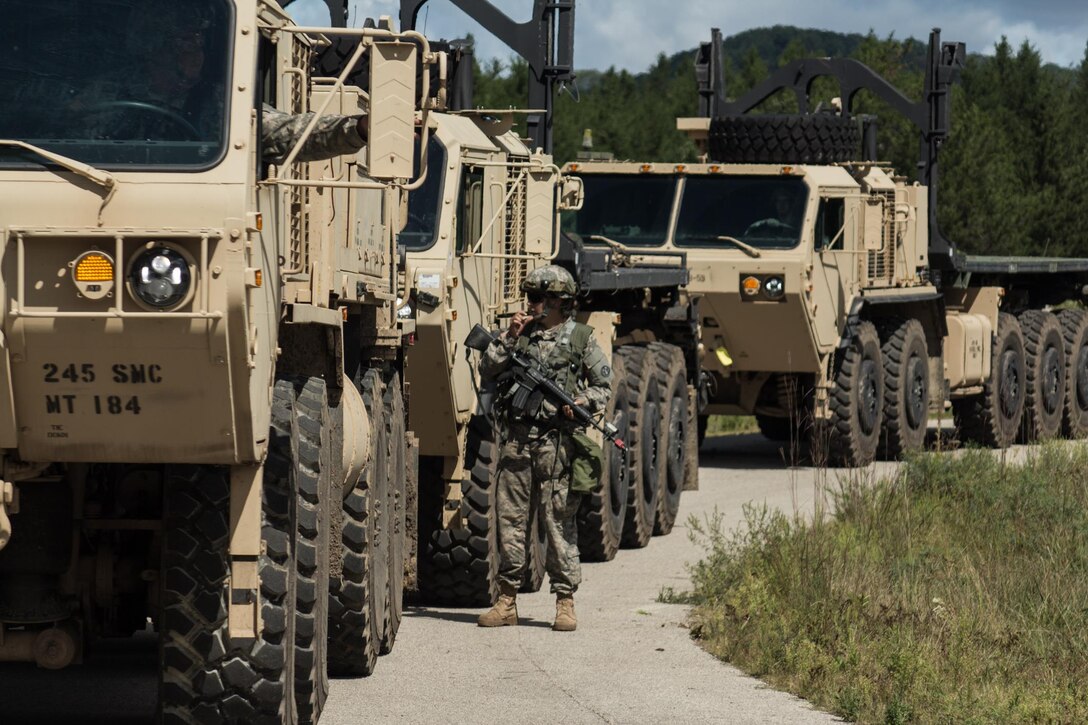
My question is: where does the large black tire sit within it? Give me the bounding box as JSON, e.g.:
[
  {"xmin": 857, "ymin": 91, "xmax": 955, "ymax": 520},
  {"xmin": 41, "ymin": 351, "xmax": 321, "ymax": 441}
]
[
  {"xmin": 291, "ymin": 379, "xmax": 332, "ymax": 725},
  {"xmin": 756, "ymin": 414, "xmax": 793, "ymax": 442},
  {"xmin": 953, "ymin": 312, "xmax": 1025, "ymax": 448},
  {"xmin": 619, "ymin": 347, "xmax": 661, "ymax": 549},
  {"xmin": 519, "ymin": 505, "xmax": 547, "ymax": 593},
  {"xmin": 160, "ymin": 378, "xmax": 314, "ymax": 723},
  {"xmin": 880, "ymin": 319, "xmax": 930, "ymax": 458},
  {"xmin": 826, "ymin": 321, "xmax": 883, "ymax": 467},
  {"xmin": 708, "ymin": 114, "xmax": 861, "ymax": 165},
  {"xmin": 1059, "ymin": 309, "xmax": 1088, "ymax": 438},
  {"xmin": 1018, "ymin": 310, "xmax": 1065, "ymax": 442},
  {"xmin": 380, "ymin": 373, "xmax": 407, "ymax": 655},
  {"xmin": 327, "ymin": 370, "xmax": 387, "ymax": 677},
  {"xmin": 577, "ymin": 357, "xmax": 630, "ymax": 562},
  {"xmin": 648, "ymin": 342, "xmax": 686, "ymax": 537},
  {"xmin": 417, "ymin": 415, "xmax": 499, "ymax": 606}
]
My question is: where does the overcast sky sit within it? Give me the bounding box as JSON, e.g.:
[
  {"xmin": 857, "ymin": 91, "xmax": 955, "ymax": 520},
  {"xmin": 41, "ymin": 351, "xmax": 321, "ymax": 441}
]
[{"xmin": 286, "ymin": 0, "xmax": 1088, "ymax": 72}]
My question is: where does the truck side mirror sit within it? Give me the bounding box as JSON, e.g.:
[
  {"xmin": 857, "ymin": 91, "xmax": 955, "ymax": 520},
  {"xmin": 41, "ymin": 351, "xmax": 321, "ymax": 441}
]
[
  {"xmin": 367, "ymin": 41, "xmax": 417, "ymax": 180},
  {"xmin": 558, "ymin": 175, "xmax": 584, "ymax": 212}
]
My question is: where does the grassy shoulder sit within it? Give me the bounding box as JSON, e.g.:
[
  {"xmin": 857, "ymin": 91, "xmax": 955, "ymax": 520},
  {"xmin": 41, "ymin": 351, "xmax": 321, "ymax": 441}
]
[
  {"xmin": 670, "ymin": 445, "xmax": 1088, "ymax": 723},
  {"xmin": 705, "ymin": 415, "xmax": 759, "ymax": 436}
]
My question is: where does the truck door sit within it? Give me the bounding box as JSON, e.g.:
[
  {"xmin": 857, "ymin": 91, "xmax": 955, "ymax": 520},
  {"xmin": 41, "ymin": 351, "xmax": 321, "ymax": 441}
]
[{"xmin": 808, "ymin": 192, "xmax": 859, "ymax": 349}]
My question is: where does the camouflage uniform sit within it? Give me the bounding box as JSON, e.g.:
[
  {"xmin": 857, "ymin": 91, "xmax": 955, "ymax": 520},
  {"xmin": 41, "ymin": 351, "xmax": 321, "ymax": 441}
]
[
  {"xmin": 480, "ymin": 316, "xmax": 613, "ymax": 596},
  {"xmin": 262, "ymin": 105, "xmax": 366, "ymax": 165}
]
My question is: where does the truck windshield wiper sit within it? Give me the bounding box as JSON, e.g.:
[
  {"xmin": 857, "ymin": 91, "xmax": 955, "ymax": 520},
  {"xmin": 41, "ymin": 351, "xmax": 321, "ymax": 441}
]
[
  {"xmin": 0, "ymin": 140, "xmax": 118, "ymax": 224},
  {"xmin": 0, "ymin": 140, "xmax": 116, "ymax": 191},
  {"xmin": 716, "ymin": 235, "xmax": 762, "ymax": 258}
]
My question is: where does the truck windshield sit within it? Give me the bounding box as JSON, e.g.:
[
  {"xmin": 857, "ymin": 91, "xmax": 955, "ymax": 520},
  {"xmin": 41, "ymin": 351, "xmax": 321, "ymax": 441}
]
[
  {"xmin": 0, "ymin": 0, "xmax": 233, "ymax": 170},
  {"xmin": 675, "ymin": 176, "xmax": 808, "ymax": 249},
  {"xmin": 562, "ymin": 174, "xmax": 675, "ymax": 247}
]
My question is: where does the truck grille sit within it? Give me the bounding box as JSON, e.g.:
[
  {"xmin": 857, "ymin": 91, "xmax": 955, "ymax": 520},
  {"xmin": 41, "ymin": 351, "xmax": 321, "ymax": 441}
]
[
  {"xmin": 866, "ymin": 190, "xmax": 897, "ymax": 285},
  {"xmin": 502, "ymin": 170, "xmax": 529, "ymax": 303}
]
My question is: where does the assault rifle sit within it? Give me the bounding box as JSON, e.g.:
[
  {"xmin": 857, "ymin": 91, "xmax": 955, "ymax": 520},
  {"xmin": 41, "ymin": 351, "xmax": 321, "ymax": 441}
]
[{"xmin": 465, "ymin": 324, "xmax": 626, "ymax": 450}]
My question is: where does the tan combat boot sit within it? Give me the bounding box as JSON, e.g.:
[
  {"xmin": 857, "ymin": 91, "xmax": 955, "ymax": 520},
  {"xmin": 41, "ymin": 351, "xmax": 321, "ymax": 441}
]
[
  {"xmin": 552, "ymin": 594, "xmax": 577, "ymax": 632},
  {"xmin": 477, "ymin": 583, "xmax": 519, "ymax": 627}
]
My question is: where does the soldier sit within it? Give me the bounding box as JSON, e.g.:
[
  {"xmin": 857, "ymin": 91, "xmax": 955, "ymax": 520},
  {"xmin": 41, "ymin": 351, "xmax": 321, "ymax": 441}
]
[
  {"xmin": 78, "ymin": 1, "xmax": 368, "ymax": 164},
  {"xmin": 744, "ymin": 186, "xmax": 802, "ymax": 237},
  {"xmin": 476, "ymin": 265, "xmax": 613, "ymax": 631}
]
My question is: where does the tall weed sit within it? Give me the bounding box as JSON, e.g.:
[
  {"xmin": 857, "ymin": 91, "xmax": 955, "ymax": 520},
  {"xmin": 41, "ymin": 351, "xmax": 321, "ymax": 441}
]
[{"xmin": 684, "ymin": 443, "xmax": 1088, "ymax": 723}]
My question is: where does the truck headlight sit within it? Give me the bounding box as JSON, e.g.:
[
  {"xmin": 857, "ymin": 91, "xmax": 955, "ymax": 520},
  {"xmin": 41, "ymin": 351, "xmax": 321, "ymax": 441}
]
[
  {"xmin": 128, "ymin": 245, "xmax": 193, "ymax": 310},
  {"xmin": 763, "ymin": 276, "xmax": 785, "ymax": 299}
]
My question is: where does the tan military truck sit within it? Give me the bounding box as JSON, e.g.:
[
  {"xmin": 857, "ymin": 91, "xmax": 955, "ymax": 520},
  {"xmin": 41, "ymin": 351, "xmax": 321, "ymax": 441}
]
[
  {"xmin": 0, "ymin": 0, "xmax": 439, "ymax": 721},
  {"xmin": 396, "ymin": 1, "xmax": 699, "ymax": 606},
  {"xmin": 564, "ymin": 29, "xmax": 1088, "ymax": 466},
  {"xmin": 400, "ymin": 109, "xmax": 572, "ymax": 604}
]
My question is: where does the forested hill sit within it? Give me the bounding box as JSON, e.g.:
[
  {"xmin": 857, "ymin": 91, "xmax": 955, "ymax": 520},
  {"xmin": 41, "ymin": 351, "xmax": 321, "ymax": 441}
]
[
  {"xmin": 473, "ymin": 27, "xmax": 1088, "ymax": 257},
  {"xmin": 665, "ymin": 26, "xmax": 913, "ymax": 76}
]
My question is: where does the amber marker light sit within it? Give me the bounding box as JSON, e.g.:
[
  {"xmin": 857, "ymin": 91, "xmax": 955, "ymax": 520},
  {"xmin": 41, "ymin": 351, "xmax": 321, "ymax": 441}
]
[
  {"xmin": 568, "ymin": 163, "xmax": 580, "ymax": 172},
  {"xmin": 674, "ymin": 164, "xmax": 687, "ymax": 173},
  {"xmin": 741, "ymin": 275, "xmax": 761, "ymax": 296},
  {"xmin": 781, "ymin": 166, "xmax": 794, "ymax": 175},
  {"xmin": 71, "ymin": 250, "xmax": 115, "ymax": 300},
  {"xmin": 639, "ymin": 164, "xmax": 653, "ymax": 173}
]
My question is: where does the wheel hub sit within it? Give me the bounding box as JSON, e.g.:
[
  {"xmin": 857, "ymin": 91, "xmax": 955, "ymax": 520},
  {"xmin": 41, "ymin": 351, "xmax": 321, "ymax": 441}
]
[
  {"xmin": 1042, "ymin": 346, "xmax": 1062, "ymax": 414},
  {"xmin": 906, "ymin": 355, "xmax": 928, "ymax": 429},
  {"xmin": 858, "ymin": 359, "xmax": 879, "ymax": 435},
  {"xmin": 999, "ymin": 348, "xmax": 1022, "ymax": 419}
]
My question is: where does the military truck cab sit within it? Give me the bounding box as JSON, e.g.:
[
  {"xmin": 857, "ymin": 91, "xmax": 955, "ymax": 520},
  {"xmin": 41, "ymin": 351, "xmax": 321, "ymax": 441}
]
[
  {"xmin": 0, "ymin": 0, "xmax": 435, "ymax": 720},
  {"xmin": 400, "ymin": 109, "xmax": 574, "ymax": 605},
  {"xmin": 564, "ymin": 158, "xmax": 957, "ymax": 464}
]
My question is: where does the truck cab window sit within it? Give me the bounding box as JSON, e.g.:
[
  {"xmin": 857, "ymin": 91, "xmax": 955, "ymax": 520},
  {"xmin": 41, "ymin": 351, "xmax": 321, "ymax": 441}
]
[
  {"xmin": 675, "ymin": 176, "xmax": 807, "ymax": 249},
  {"xmin": 815, "ymin": 197, "xmax": 846, "ymax": 250},
  {"xmin": 562, "ymin": 174, "xmax": 674, "ymax": 247},
  {"xmin": 456, "ymin": 166, "xmax": 485, "ymax": 254},
  {"xmin": 399, "ymin": 138, "xmax": 447, "ymax": 251}
]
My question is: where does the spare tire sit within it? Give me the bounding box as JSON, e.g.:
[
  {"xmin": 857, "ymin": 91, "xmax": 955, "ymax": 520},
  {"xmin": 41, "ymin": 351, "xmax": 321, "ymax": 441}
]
[{"xmin": 708, "ymin": 114, "xmax": 860, "ymax": 165}]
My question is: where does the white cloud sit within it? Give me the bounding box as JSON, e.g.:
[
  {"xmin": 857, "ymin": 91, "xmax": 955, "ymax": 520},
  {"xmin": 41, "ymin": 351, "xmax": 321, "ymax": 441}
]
[{"xmin": 282, "ymin": 0, "xmax": 1088, "ymax": 71}]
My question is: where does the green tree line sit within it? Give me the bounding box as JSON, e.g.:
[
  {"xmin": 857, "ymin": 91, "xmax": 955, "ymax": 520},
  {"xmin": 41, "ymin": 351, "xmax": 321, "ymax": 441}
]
[{"xmin": 472, "ymin": 28, "xmax": 1088, "ymax": 257}]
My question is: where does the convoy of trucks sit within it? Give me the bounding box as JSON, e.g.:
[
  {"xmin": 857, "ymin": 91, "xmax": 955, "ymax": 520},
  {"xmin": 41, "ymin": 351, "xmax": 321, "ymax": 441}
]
[
  {"xmin": 566, "ymin": 28, "xmax": 1088, "ymax": 466},
  {"xmin": 0, "ymin": 1, "xmax": 1083, "ymax": 722}
]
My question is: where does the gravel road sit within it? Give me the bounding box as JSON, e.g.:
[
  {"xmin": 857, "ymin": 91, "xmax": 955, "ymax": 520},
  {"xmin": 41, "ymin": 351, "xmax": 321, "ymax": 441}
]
[
  {"xmin": 323, "ymin": 433, "xmax": 862, "ymax": 725},
  {"xmin": 1, "ymin": 433, "xmax": 874, "ymax": 724}
]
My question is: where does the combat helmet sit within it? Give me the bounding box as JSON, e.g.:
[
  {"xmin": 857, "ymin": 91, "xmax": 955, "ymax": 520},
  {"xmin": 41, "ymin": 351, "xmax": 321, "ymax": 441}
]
[{"xmin": 521, "ymin": 265, "xmax": 577, "ymax": 299}]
